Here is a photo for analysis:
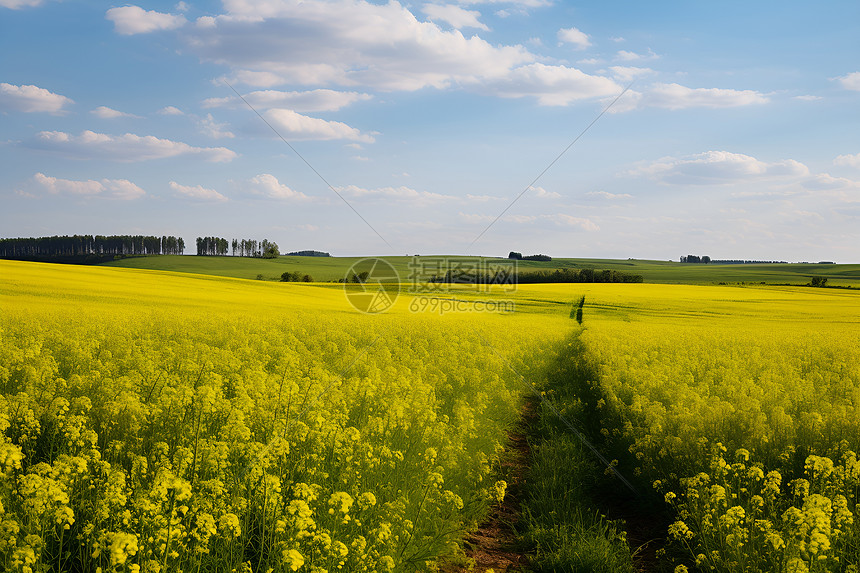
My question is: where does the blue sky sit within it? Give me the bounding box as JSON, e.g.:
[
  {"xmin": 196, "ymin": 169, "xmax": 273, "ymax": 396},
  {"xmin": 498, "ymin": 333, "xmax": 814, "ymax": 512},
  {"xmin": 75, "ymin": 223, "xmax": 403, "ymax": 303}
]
[{"xmin": 2, "ymin": 0, "xmax": 858, "ymax": 261}]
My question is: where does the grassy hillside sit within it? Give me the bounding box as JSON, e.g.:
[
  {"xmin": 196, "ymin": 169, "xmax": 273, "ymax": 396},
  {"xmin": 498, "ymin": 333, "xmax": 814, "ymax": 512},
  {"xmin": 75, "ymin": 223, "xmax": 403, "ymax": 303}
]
[{"xmin": 100, "ymin": 254, "xmax": 860, "ymax": 286}]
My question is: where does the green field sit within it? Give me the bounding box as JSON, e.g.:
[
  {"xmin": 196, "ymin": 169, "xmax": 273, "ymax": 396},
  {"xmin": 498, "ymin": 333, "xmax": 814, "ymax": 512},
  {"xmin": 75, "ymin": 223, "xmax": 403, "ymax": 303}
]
[{"xmin": 100, "ymin": 254, "xmax": 860, "ymax": 286}]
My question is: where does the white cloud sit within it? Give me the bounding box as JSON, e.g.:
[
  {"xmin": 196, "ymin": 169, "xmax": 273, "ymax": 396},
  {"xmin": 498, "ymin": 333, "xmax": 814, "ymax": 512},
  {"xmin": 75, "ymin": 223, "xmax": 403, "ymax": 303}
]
[
  {"xmin": 610, "ymin": 36, "xmax": 625, "ymax": 43},
  {"xmin": 465, "ymin": 193, "xmax": 502, "ymax": 201},
  {"xmin": 158, "ymin": 105, "xmax": 184, "ymax": 115},
  {"xmin": 612, "ymin": 83, "xmax": 769, "ymax": 112},
  {"xmin": 532, "ymin": 186, "xmax": 561, "ymax": 198},
  {"xmin": 169, "ymin": 181, "xmax": 228, "ymax": 202},
  {"xmin": 649, "ymin": 83, "xmax": 768, "ymax": 109},
  {"xmin": 557, "ymin": 27, "xmax": 591, "ymax": 49},
  {"xmin": 577, "ymin": 57, "xmax": 602, "ymax": 66},
  {"xmin": 203, "ymin": 89, "xmax": 372, "ymax": 112},
  {"xmin": 106, "ymin": 5, "xmax": 187, "ymax": 35},
  {"xmin": 265, "ymin": 109, "xmax": 375, "ymax": 142},
  {"xmin": 197, "ymin": 113, "xmax": 234, "ymax": 138},
  {"xmin": 244, "ymin": 173, "xmax": 311, "ymax": 200},
  {"xmin": 33, "ymin": 173, "xmax": 146, "ymax": 200},
  {"xmin": 615, "ymin": 48, "xmax": 658, "ymax": 62},
  {"xmin": 97, "ymin": 0, "xmax": 631, "ymax": 106},
  {"xmin": 551, "ymin": 213, "xmax": 599, "ymax": 231},
  {"xmin": 186, "ymin": 0, "xmax": 534, "ymax": 92},
  {"xmin": 802, "ymin": 173, "xmax": 860, "ymax": 191},
  {"xmin": 175, "ymin": 1, "xmax": 189, "ymax": 12},
  {"xmin": 230, "ymin": 70, "xmax": 287, "ymax": 88},
  {"xmin": 794, "ymin": 95, "xmax": 822, "ymax": 101},
  {"xmin": 0, "ymin": 82, "xmax": 73, "ymax": 114},
  {"xmin": 0, "ymin": 0, "xmax": 42, "ymax": 8},
  {"xmin": 629, "ymin": 151, "xmax": 809, "ymax": 185},
  {"xmin": 608, "ymin": 66, "xmax": 653, "ymax": 82},
  {"xmin": 91, "ymin": 106, "xmax": 140, "ymax": 119},
  {"xmin": 586, "ymin": 190, "xmax": 633, "ymax": 200},
  {"xmin": 459, "ymin": 0, "xmax": 550, "ymax": 6},
  {"xmin": 96, "ymin": 1, "xmax": 653, "ymax": 111},
  {"xmin": 338, "ymin": 184, "xmax": 455, "ymax": 202},
  {"xmin": 835, "ymin": 153, "xmax": 860, "ymax": 167},
  {"xmin": 30, "ymin": 130, "xmax": 237, "ymax": 162},
  {"xmin": 422, "ymin": 4, "xmax": 488, "ymax": 30},
  {"xmin": 458, "ymin": 212, "xmax": 533, "ymax": 224},
  {"xmin": 476, "ymin": 63, "xmax": 622, "ymax": 106},
  {"xmin": 835, "ymin": 72, "xmax": 860, "ymax": 91}
]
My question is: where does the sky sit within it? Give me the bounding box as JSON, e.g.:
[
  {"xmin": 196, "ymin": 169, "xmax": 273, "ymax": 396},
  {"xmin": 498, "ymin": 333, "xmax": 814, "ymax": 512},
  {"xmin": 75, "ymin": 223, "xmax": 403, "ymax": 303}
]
[{"xmin": 1, "ymin": 0, "xmax": 859, "ymax": 261}]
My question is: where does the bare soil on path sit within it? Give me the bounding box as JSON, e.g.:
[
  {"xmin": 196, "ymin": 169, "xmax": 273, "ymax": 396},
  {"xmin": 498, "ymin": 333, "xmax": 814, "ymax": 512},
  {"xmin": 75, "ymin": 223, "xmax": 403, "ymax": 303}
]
[{"xmin": 442, "ymin": 400, "xmax": 537, "ymax": 573}]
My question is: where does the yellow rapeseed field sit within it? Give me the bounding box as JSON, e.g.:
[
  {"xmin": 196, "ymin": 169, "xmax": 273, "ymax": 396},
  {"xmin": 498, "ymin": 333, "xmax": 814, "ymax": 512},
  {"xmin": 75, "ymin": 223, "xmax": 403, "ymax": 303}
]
[
  {"xmin": 552, "ymin": 283, "xmax": 860, "ymax": 572},
  {"xmin": 0, "ymin": 260, "xmax": 567, "ymax": 573},
  {"xmin": 4, "ymin": 261, "xmax": 860, "ymax": 572}
]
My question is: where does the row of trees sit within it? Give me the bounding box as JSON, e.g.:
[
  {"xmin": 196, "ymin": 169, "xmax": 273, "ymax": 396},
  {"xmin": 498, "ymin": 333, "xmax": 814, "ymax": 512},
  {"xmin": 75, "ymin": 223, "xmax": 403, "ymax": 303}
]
[
  {"xmin": 196, "ymin": 237, "xmax": 230, "ymax": 256},
  {"xmin": 710, "ymin": 259, "xmax": 790, "ymax": 264},
  {"xmin": 429, "ymin": 267, "xmax": 643, "ymax": 285},
  {"xmin": 508, "ymin": 252, "xmax": 553, "ymax": 261},
  {"xmin": 0, "ymin": 235, "xmax": 290, "ymax": 259},
  {"xmin": 0, "ymin": 235, "xmax": 184, "ymax": 259},
  {"xmin": 517, "ymin": 268, "xmax": 643, "ymax": 284},
  {"xmin": 680, "ymin": 255, "xmax": 711, "ymax": 263},
  {"xmin": 287, "ymin": 250, "xmax": 330, "ymax": 257},
  {"xmin": 195, "ymin": 238, "xmax": 280, "ymax": 258},
  {"xmin": 281, "ymin": 271, "xmax": 314, "ymax": 282},
  {"xmin": 231, "ymin": 239, "xmax": 280, "ymax": 258}
]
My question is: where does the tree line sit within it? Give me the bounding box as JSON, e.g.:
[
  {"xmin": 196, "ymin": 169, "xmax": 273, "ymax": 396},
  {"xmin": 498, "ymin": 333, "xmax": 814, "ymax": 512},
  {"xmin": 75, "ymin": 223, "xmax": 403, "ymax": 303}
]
[
  {"xmin": 0, "ymin": 234, "xmax": 289, "ymax": 259},
  {"xmin": 429, "ymin": 267, "xmax": 643, "ymax": 284},
  {"xmin": 0, "ymin": 235, "xmax": 185, "ymax": 259},
  {"xmin": 190, "ymin": 237, "xmax": 281, "ymax": 258},
  {"xmin": 680, "ymin": 255, "xmax": 711, "ymax": 263},
  {"xmin": 517, "ymin": 268, "xmax": 643, "ymax": 283},
  {"xmin": 508, "ymin": 252, "xmax": 553, "ymax": 261}
]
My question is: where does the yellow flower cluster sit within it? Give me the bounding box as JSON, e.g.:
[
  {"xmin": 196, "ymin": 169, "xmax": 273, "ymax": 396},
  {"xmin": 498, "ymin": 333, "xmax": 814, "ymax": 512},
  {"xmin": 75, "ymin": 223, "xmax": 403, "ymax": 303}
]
[
  {"xmin": 557, "ymin": 283, "xmax": 860, "ymax": 571},
  {"xmin": 0, "ymin": 260, "xmax": 565, "ymax": 572}
]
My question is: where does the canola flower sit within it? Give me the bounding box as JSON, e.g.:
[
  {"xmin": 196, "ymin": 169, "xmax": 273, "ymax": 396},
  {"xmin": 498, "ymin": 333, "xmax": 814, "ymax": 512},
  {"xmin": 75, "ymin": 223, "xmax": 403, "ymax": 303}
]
[
  {"xmin": 563, "ymin": 283, "xmax": 860, "ymax": 572},
  {"xmin": 0, "ymin": 260, "xmax": 566, "ymax": 572}
]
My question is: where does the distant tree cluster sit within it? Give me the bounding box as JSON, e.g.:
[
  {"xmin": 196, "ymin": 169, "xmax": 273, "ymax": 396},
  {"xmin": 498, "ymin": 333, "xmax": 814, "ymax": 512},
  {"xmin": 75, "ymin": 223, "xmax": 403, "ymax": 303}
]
[
  {"xmin": 710, "ymin": 259, "xmax": 790, "ymax": 264},
  {"xmin": 161, "ymin": 236, "xmax": 185, "ymax": 255},
  {"xmin": 196, "ymin": 237, "xmax": 230, "ymax": 256},
  {"xmin": 229, "ymin": 239, "xmax": 280, "ymax": 258},
  {"xmin": 287, "ymin": 250, "xmax": 330, "ymax": 257},
  {"xmin": 517, "ymin": 268, "xmax": 643, "ymax": 284},
  {"xmin": 0, "ymin": 234, "xmax": 184, "ymax": 259},
  {"xmin": 429, "ymin": 267, "xmax": 642, "ymax": 284},
  {"xmin": 337, "ymin": 271, "xmax": 370, "ymax": 283},
  {"xmin": 680, "ymin": 255, "xmax": 711, "ymax": 264},
  {"xmin": 280, "ymin": 271, "xmax": 314, "ymax": 282},
  {"xmin": 508, "ymin": 252, "xmax": 552, "ymax": 261},
  {"xmin": 429, "ymin": 269, "xmax": 512, "ymax": 286}
]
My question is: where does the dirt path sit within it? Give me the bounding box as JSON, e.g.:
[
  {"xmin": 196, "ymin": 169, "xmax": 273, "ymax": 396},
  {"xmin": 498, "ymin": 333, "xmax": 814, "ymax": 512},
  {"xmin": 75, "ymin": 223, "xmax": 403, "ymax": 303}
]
[
  {"xmin": 444, "ymin": 400, "xmax": 537, "ymax": 573},
  {"xmin": 443, "ymin": 397, "xmax": 665, "ymax": 573}
]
